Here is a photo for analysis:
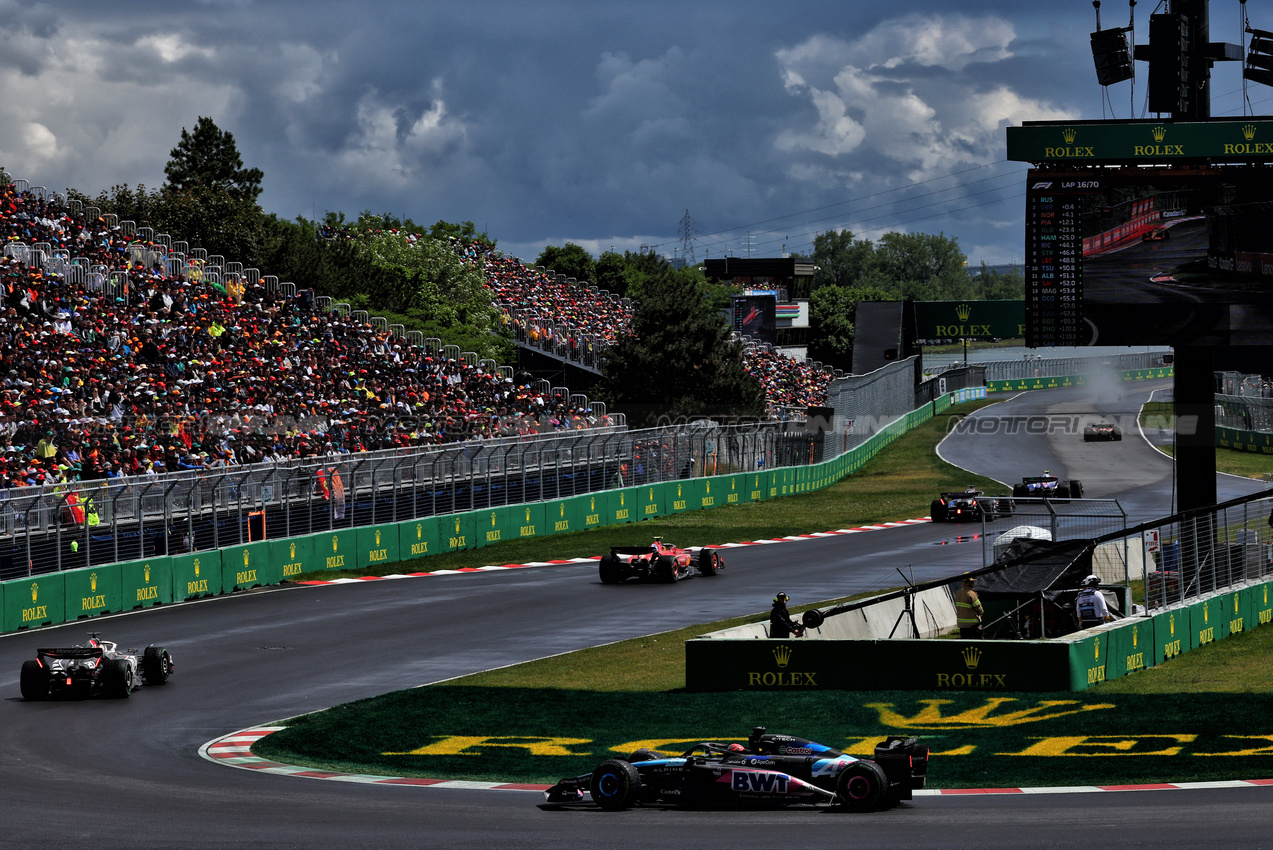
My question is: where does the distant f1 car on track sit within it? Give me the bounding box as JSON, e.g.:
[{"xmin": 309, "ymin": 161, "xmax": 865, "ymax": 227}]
[
  {"xmin": 1142, "ymin": 226, "xmax": 1170, "ymax": 241},
  {"xmin": 543, "ymin": 726, "xmax": 928, "ymax": 812},
  {"xmin": 1012, "ymin": 473, "xmax": 1084, "ymax": 500},
  {"xmin": 20, "ymin": 633, "xmax": 174, "ymax": 700},
  {"xmin": 597, "ymin": 538, "xmax": 723, "ymax": 583},
  {"xmin": 1083, "ymin": 422, "xmax": 1122, "ymax": 442},
  {"xmin": 930, "ymin": 487, "xmax": 1013, "ymax": 523}
]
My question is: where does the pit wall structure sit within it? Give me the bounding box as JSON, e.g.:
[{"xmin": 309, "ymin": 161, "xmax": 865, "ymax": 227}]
[
  {"xmin": 684, "ymin": 579, "xmax": 1273, "ymax": 693},
  {"xmin": 0, "ymin": 387, "xmax": 987, "ymax": 635}
]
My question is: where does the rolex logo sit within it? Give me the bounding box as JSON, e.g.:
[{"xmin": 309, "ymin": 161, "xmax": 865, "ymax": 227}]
[
  {"xmin": 194, "ymin": 559, "xmax": 201, "ymax": 576},
  {"xmin": 1132, "ymin": 628, "xmax": 1138, "ymax": 648},
  {"xmin": 961, "ymin": 646, "xmax": 981, "ymax": 670},
  {"xmin": 1152, "ymin": 125, "xmax": 1166, "ymax": 142},
  {"xmin": 955, "ymin": 303, "xmax": 972, "ymax": 322},
  {"xmin": 492, "ymin": 512, "xmax": 497, "ymax": 526},
  {"xmin": 91, "ymin": 572, "xmax": 98, "ymax": 592},
  {"xmin": 590, "ymin": 497, "xmax": 595, "ymax": 510},
  {"xmin": 375, "ymin": 529, "xmax": 381, "ymax": 545},
  {"xmin": 456, "ymin": 517, "xmax": 463, "ymax": 532},
  {"xmin": 332, "ymin": 535, "xmax": 339, "ymax": 552},
  {"xmin": 1062, "ymin": 128, "xmax": 1077, "ymax": 144},
  {"xmin": 1244, "ymin": 124, "xmax": 1257, "ymax": 141},
  {"xmin": 525, "ymin": 508, "xmax": 531, "ymax": 522},
  {"xmin": 1095, "ymin": 640, "xmax": 1100, "ymax": 660},
  {"xmin": 144, "ymin": 564, "xmax": 151, "ymax": 583},
  {"xmin": 1170, "ymin": 613, "xmax": 1175, "ymax": 635},
  {"xmin": 290, "ymin": 542, "xmax": 296, "ymax": 559},
  {"xmin": 32, "ymin": 582, "xmax": 38, "ymax": 603},
  {"xmin": 773, "ymin": 645, "xmax": 793, "ymax": 668},
  {"xmin": 244, "ymin": 550, "xmax": 249, "ymax": 566},
  {"xmin": 1204, "ymin": 602, "xmax": 1209, "ymax": 623},
  {"xmin": 416, "ymin": 523, "xmax": 423, "ymax": 539}
]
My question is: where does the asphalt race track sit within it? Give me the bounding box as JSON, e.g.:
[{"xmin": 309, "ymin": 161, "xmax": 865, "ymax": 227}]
[{"xmin": 2, "ymin": 382, "xmax": 1271, "ymax": 849}]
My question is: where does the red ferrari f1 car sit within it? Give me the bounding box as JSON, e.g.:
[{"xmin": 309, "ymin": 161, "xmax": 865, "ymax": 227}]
[{"xmin": 598, "ymin": 538, "xmax": 723, "ymax": 583}]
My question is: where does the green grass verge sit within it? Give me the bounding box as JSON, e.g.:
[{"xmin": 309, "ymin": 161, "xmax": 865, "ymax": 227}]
[
  {"xmin": 1139, "ymin": 401, "xmax": 1273, "ymax": 480},
  {"xmin": 304, "ymin": 399, "xmax": 1005, "ymax": 580}
]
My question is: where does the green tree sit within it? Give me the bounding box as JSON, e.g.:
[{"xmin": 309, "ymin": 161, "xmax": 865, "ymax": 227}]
[
  {"xmin": 873, "ymin": 232, "xmax": 971, "ymax": 301},
  {"xmin": 427, "ymin": 219, "xmax": 494, "ymax": 249},
  {"xmin": 970, "ymin": 263, "xmax": 1025, "ymax": 300},
  {"xmin": 811, "ymin": 229, "xmax": 877, "ymax": 290},
  {"xmin": 594, "ymin": 250, "xmax": 628, "ymax": 297},
  {"xmin": 163, "ymin": 116, "xmax": 264, "ymax": 202},
  {"xmin": 596, "ymin": 266, "xmax": 763, "ymax": 427},
  {"xmin": 807, "ymin": 285, "xmax": 894, "ymax": 371},
  {"xmin": 535, "ymin": 243, "xmax": 596, "ymax": 284}
]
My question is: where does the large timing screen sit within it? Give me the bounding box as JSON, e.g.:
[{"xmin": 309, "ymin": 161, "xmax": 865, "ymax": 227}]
[{"xmin": 1025, "ymin": 165, "xmax": 1273, "ymax": 346}]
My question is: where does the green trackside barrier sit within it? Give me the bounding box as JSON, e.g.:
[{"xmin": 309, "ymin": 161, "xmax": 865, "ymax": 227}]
[
  {"xmin": 542, "ymin": 497, "xmax": 583, "ymax": 536},
  {"xmin": 64, "ymin": 564, "xmax": 122, "ymax": 621},
  {"xmin": 684, "ymin": 637, "xmax": 1075, "ymax": 692},
  {"xmin": 578, "ymin": 492, "xmax": 607, "ymax": 532},
  {"xmin": 438, "ymin": 511, "xmax": 477, "ymax": 553},
  {"xmin": 1217, "ymin": 426, "xmax": 1273, "ymax": 455},
  {"xmin": 698, "ymin": 476, "xmax": 727, "ymax": 510},
  {"xmin": 1065, "ymin": 629, "xmax": 1110, "ymax": 690},
  {"xmin": 1228, "ymin": 585, "xmax": 1254, "ymax": 638},
  {"xmin": 172, "ymin": 551, "xmax": 221, "ymax": 600},
  {"xmin": 988, "ymin": 367, "xmax": 1174, "ymax": 393},
  {"xmin": 607, "ymin": 488, "xmax": 639, "ymax": 526},
  {"xmin": 476, "ymin": 503, "xmax": 546, "ymax": 546},
  {"xmin": 1105, "ymin": 617, "xmax": 1155, "ymax": 679},
  {"xmin": 721, "ymin": 474, "xmax": 751, "ymax": 507},
  {"xmin": 3, "ymin": 572, "xmax": 64, "ymax": 631},
  {"xmin": 274, "ymin": 534, "xmax": 318, "ymax": 581},
  {"xmin": 666, "ymin": 479, "xmax": 700, "ymax": 515},
  {"xmin": 771, "ymin": 468, "xmax": 798, "ymax": 499},
  {"xmin": 316, "ymin": 528, "xmax": 359, "ymax": 570},
  {"xmin": 399, "ymin": 516, "xmax": 441, "ymax": 561},
  {"xmin": 120, "ymin": 556, "xmax": 173, "ymax": 609},
  {"xmin": 636, "ymin": 482, "xmax": 665, "ymax": 520},
  {"xmin": 357, "ymin": 524, "xmax": 399, "ymax": 568},
  {"xmin": 1190, "ymin": 594, "xmax": 1229, "ymax": 647},
  {"xmin": 1153, "ymin": 607, "xmax": 1189, "ymax": 664},
  {"xmin": 1255, "ymin": 581, "xmax": 1273, "ymax": 628},
  {"xmin": 221, "ymin": 540, "xmax": 279, "ymax": 592}
]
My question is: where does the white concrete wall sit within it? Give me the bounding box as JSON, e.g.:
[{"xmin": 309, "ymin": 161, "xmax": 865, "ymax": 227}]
[{"xmin": 699, "ymin": 585, "xmax": 959, "ymax": 641}]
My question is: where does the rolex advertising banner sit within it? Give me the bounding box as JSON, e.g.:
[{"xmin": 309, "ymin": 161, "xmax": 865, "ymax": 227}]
[
  {"xmin": 1006, "ymin": 118, "xmax": 1273, "ymax": 164},
  {"xmin": 1190, "ymin": 594, "xmax": 1229, "ymax": 648},
  {"xmin": 273, "ymin": 535, "xmax": 318, "ymax": 581},
  {"xmin": 319, "ymin": 528, "xmax": 358, "ymax": 571},
  {"xmin": 697, "ymin": 477, "xmax": 726, "ymax": 511},
  {"xmin": 63, "ymin": 564, "xmax": 123, "ymax": 620},
  {"xmin": 913, "ymin": 300, "xmax": 1025, "ymax": 344},
  {"xmin": 4, "ymin": 572, "xmax": 65, "ymax": 631},
  {"xmin": 1255, "ymin": 581, "xmax": 1273, "ymax": 628},
  {"xmin": 171, "ymin": 551, "xmax": 221, "ymax": 600},
  {"xmin": 1153, "ymin": 608, "xmax": 1189, "ymax": 664},
  {"xmin": 438, "ymin": 511, "xmax": 477, "ymax": 555},
  {"xmin": 575, "ymin": 492, "xmax": 608, "ymax": 533},
  {"xmin": 685, "ymin": 638, "xmax": 1075, "ymax": 692},
  {"xmin": 357, "ymin": 524, "xmax": 400, "ymax": 569},
  {"xmin": 120, "ymin": 556, "xmax": 173, "ymax": 609},
  {"xmin": 636, "ymin": 484, "xmax": 665, "ymax": 521},
  {"xmin": 399, "ymin": 516, "xmax": 441, "ymax": 562},
  {"xmin": 1105, "ymin": 618, "xmax": 1155, "ymax": 680},
  {"xmin": 1065, "ymin": 631, "xmax": 1110, "ymax": 691},
  {"xmin": 475, "ymin": 505, "xmax": 541, "ymax": 548},
  {"xmin": 607, "ymin": 488, "xmax": 639, "ymax": 526},
  {"xmin": 720, "ymin": 474, "xmax": 752, "ymax": 507},
  {"xmin": 1228, "ymin": 586, "xmax": 1254, "ymax": 638},
  {"xmin": 744, "ymin": 472, "xmax": 767, "ymax": 504},
  {"xmin": 221, "ymin": 540, "xmax": 279, "ymax": 591}
]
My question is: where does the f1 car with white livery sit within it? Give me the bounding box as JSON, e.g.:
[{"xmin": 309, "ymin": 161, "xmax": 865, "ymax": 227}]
[
  {"xmin": 543, "ymin": 726, "xmax": 928, "ymax": 811},
  {"xmin": 1012, "ymin": 473, "xmax": 1084, "ymax": 500},
  {"xmin": 598, "ymin": 538, "xmax": 723, "ymax": 583},
  {"xmin": 20, "ymin": 633, "xmax": 174, "ymax": 700}
]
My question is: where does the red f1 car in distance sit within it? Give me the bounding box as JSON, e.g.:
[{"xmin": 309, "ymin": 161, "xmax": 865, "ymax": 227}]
[{"xmin": 598, "ymin": 538, "xmax": 723, "ymax": 583}]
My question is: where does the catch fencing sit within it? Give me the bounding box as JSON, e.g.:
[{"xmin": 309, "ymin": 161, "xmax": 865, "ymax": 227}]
[{"xmin": 980, "ymin": 350, "xmax": 1171, "ymax": 383}]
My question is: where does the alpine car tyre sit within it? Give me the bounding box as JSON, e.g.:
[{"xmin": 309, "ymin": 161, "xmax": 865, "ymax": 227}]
[
  {"xmin": 1069, "ymin": 479, "xmax": 1084, "ymax": 499},
  {"xmin": 590, "ymin": 760, "xmax": 642, "ymax": 810},
  {"xmin": 103, "ymin": 658, "xmax": 131, "ymax": 699},
  {"xmin": 836, "ymin": 760, "xmax": 888, "ymax": 812},
  {"xmin": 142, "ymin": 646, "xmax": 172, "ymax": 685},
  {"xmin": 20, "ymin": 659, "xmax": 49, "ymax": 701},
  {"xmin": 598, "ymin": 554, "xmax": 622, "ymax": 584},
  {"xmin": 929, "ymin": 500, "xmax": 945, "ymax": 522}
]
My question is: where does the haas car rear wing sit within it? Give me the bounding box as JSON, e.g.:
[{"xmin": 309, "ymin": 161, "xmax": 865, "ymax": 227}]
[{"xmin": 36, "ymin": 647, "xmax": 104, "ymax": 659}]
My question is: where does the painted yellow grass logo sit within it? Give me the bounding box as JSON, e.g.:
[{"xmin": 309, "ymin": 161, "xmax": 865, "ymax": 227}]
[{"xmin": 863, "ymin": 698, "xmax": 1114, "ymax": 730}]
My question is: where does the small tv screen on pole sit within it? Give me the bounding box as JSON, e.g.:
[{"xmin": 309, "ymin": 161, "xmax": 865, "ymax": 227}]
[{"xmin": 1024, "ymin": 164, "xmax": 1273, "ymax": 346}]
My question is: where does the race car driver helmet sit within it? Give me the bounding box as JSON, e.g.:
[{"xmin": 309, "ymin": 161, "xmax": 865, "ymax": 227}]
[
  {"xmin": 1082, "ymin": 574, "xmax": 1101, "ymax": 588},
  {"xmin": 727, "ymin": 743, "xmax": 746, "ymax": 753},
  {"xmin": 774, "ymin": 592, "xmax": 789, "ymax": 604}
]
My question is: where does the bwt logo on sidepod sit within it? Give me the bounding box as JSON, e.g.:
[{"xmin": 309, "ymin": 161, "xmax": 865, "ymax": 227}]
[{"xmin": 728, "ymin": 770, "xmax": 790, "ymax": 793}]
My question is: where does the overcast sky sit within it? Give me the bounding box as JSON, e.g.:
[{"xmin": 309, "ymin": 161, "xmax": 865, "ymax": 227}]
[{"xmin": 2, "ymin": 1, "xmax": 1270, "ymax": 272}]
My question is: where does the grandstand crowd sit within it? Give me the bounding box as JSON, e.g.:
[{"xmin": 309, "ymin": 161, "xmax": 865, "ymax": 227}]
[
  {"xmin": 0, "ymin": 184, "xmax": 603, "ymax": 491},
  {"xmin": 0, "ymin": 178, "xmax": 831, "ymax": 491}
]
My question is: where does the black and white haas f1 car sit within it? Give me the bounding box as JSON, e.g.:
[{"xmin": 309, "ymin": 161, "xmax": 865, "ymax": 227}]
[
  {"xmin": 543, "ymin": 727, "xmax": 928, "ymax": 812},
  {"xmin": 20, "ymin": 633, "xmax": 174, "ymax": 700},
  {"xmin": 930, "ymin": 486, "xmax": 1013, "ymax": 523},
  {"xmin": 598, "ymin": 538, "xmax": 723, "ymax": 584}
]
